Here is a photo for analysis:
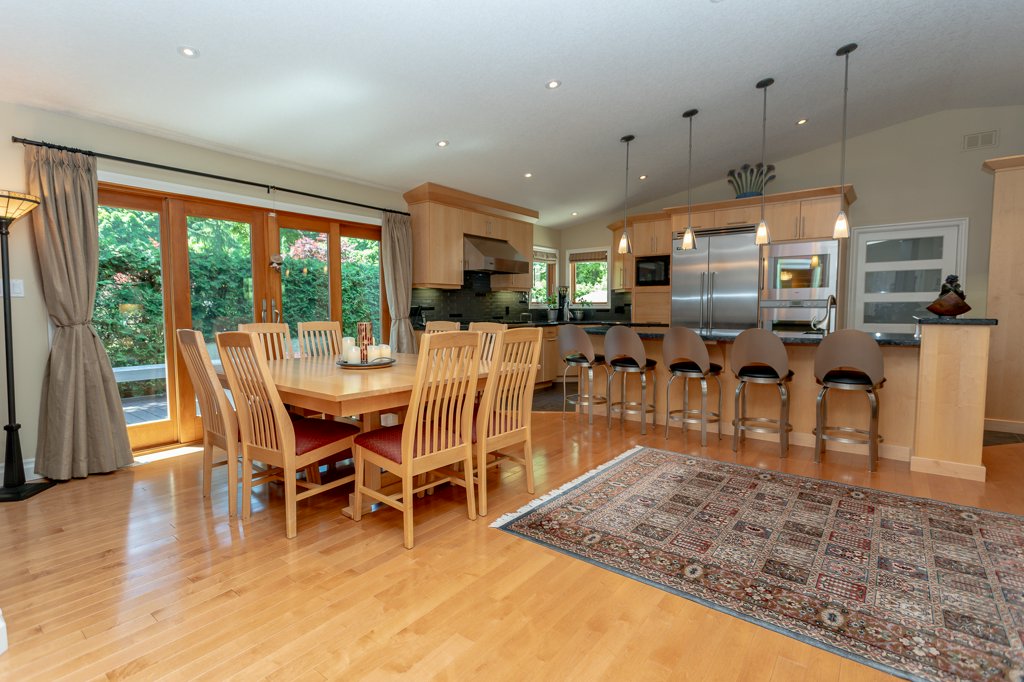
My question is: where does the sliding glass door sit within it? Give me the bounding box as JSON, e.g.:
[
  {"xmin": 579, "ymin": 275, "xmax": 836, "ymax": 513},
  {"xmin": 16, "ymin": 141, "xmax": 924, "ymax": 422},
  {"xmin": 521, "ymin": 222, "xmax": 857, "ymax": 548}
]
[
  {"xmin": 95, "ymin": 189, "xmax": 177, "ymax": 450},
  {"xmin": 95, "ymin": 185, "xmax": 384, "ymax": 451}
]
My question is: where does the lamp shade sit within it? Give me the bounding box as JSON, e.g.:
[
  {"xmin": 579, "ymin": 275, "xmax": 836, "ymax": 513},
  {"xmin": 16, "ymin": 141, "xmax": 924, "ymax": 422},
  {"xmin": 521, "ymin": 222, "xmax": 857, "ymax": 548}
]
[
  {"xmin": 833, "ymin": 210, "xmax": 850, "ymax": 239},
  {"xmin": 617, "ymin": 230, "xmax": 632, "ymax": 254},
  {"xmin": 0, "ymin": 191, "xmax": 41, "ymax": 222},
  {"xmin": 681, "ymin": 226, "xmax": 696, "ymax": 250},
  {"xmin": 754, "ymin": 219, "xmax": 770, "ymax": 245}
]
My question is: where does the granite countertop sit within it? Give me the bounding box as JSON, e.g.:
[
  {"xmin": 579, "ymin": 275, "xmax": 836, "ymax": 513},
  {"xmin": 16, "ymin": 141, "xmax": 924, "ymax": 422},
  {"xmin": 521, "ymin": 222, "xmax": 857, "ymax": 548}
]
[
  {"xmin": 582, "ymin": 326, "xmax": 920, "ymax": 347},
  {"xmin": 413, "ymin": 319, "xmax": 657, "ymax": 330},
  {"xmin": 917, "ymin": 317, "xmax": 998, "ymax": 326}
]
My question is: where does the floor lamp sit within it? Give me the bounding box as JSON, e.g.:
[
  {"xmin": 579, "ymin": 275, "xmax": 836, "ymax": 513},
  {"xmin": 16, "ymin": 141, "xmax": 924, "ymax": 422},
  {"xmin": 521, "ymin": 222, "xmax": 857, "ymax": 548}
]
[{"xmin": 0, "ymin": 191, "xmax": 54, "ymax": 502}]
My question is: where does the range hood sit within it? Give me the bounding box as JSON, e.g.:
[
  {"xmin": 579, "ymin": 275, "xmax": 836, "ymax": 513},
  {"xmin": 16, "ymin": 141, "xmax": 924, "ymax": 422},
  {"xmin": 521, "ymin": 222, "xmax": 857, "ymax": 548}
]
[{"xmin": 463, "ymin": 235, "xmax": 529, "ymax": 274}]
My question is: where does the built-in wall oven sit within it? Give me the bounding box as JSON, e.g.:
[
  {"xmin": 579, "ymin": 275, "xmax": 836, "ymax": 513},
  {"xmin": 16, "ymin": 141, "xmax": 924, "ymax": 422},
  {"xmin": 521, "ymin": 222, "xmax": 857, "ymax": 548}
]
[{"xmin": 759, "ymin": 238, "xmax": 840, "ymax": 333}]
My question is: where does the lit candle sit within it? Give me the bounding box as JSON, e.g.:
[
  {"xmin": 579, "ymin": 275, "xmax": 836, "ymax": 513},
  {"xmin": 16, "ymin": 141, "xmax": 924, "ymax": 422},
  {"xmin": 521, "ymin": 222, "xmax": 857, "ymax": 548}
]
[
  {"xmin": 344, "ymin": 346, "xmax": 361, "ymax": 364},
  {"xmin": 379, "ymin": 344, "xmax": 391, "ymax": 359}
]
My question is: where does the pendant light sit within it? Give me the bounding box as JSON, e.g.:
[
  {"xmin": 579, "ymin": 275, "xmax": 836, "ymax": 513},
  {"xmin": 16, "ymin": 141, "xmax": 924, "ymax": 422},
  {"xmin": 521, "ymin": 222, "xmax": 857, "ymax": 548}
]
[
  {"xmin": 680, "ymin": 109, "xmax": 699, "ymax": 250},
  {"xmin": 833, "ymin": 43, "xmax": 857, "ymax": 239},
  {"xmin": 754, "ymin": 78, "xmax": 774, "ymax": 246},
  {"xmin": 617, "ymin": 134, "xmax": 635, "ymax": 254}
]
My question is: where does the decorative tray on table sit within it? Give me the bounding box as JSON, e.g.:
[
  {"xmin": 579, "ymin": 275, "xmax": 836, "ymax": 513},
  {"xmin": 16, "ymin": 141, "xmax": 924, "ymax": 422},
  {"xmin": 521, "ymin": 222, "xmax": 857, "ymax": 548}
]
[{"xmin": 336, "ymin": 357, "xmax": 396, "ymax": 370}]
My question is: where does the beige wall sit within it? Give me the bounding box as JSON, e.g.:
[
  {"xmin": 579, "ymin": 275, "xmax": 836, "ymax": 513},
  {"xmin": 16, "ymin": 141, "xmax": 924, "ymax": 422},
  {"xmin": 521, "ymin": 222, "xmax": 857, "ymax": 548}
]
[
  {"xmin": 558, "ymin": 105, "xmax": 1024, "ymax": 306},
  {"xmin": 0, "ymin": 101, "xmax": 405, "ymax": 474}
]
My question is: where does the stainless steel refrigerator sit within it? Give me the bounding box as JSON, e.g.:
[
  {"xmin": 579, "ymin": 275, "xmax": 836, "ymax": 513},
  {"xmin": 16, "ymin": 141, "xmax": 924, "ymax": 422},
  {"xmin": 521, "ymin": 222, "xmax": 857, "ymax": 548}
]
[{"xmin": 671, "ymin": 228, "xmax": 760, "ymax": 332}]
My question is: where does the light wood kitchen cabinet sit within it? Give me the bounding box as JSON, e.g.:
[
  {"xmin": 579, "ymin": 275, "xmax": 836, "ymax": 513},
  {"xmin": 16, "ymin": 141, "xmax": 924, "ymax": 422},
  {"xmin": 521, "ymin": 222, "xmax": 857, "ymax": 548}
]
[
  {"xmin": 631, "ymin": 217, "xmax": 673, "ymax": 255},
  {"xmin": 714, "ymin": 205, "xmax": 761, "ymax": 228},
  {"xmin": 404, "ymin": 182, "xmax": 539, "ymax": 290},
  {"xmin": 670, "ymin": 210, "xmax": 715, "ymax": 235},
  {"xmin": 767, "ymin": 196, "xmax": 842, "ymax": 242},
  {"xmin": 631, "ymin": 288, "xmax": 671, "ymax": 324},
  {"xmin": 611, "ymin": 227, "xmax": 634, "ymax": 292},
  {"xmin": 538, "ymin": 326, "xmax": 561, "ymax": 384},
  {"xmin": 491, "ymin": 219, "xmax": 533, "ymax": 291},
  {"xmin": 407, "ymin": 202, "xmax": 466, "ymax": 288}
]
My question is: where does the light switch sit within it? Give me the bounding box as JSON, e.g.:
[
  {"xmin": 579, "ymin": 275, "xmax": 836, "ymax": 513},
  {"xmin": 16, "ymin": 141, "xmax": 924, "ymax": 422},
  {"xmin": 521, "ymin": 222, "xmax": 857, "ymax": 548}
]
[{"xmin": 2, "ymin": 279, "xmax": 25, "ymax": 297}]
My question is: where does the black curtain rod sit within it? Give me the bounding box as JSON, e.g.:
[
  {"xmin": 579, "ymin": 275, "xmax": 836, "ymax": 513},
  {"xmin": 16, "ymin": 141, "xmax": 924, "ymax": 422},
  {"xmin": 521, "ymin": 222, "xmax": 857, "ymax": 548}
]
[{"xmin": 12, "ymin": 136, "xmax": 410, "ymax": 217}]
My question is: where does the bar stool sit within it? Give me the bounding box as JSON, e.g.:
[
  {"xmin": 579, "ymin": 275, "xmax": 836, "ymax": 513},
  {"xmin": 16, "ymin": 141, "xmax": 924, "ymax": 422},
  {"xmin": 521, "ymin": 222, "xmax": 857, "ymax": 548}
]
[
  {"xmin": 558, "ymin": 325, "xmax": 608, "ymax": 424},
  {"xmin": 663, "ymin": 327, "xmax": 722, "ymax": 446},
  {"xmin": 813, "ymin": 329, "xmax": 885, "ymax": 472},
  {"xmin": 731, "ymin": 328, "xmax": 793, "ymax": 457},
  {"xmin": 605, "ymin": 326, "xmax": 657, "ymax": 435}
]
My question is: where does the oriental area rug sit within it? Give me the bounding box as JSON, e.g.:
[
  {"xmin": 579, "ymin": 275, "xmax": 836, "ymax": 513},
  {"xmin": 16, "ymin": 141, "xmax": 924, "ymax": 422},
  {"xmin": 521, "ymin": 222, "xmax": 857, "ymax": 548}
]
[{"xmin": 493, "ymin": 447, "xmax": 1024, "ymax": 682}]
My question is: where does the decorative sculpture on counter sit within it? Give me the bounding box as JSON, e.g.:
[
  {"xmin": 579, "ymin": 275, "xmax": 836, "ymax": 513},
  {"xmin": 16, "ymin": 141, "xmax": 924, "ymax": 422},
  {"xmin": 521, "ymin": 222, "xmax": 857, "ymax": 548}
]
[
  {"xmin": 727, "ymin": 162, "xmax": 776, "ymax": 198},
  {"xmin": 926, "ymin": 274, "xmax": 971, "ymax": 318}
]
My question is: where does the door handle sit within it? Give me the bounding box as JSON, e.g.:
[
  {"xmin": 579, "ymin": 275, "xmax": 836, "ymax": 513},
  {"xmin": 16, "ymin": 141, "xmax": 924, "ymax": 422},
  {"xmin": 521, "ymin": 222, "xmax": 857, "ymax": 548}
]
[
  {"xmin": 698, "ymin": 272, "xmax": 705, "ymax": 331},
  {"xmin": 261, "ymin": 298, "xmax": 267, "ymax": 322},
  {"xmin": 708, "ymin": 272, "xmax": 716, "ymax": 333},
  {"xmin": 270, "ymin": 298, "xmax": 280, "ymax": 323}
]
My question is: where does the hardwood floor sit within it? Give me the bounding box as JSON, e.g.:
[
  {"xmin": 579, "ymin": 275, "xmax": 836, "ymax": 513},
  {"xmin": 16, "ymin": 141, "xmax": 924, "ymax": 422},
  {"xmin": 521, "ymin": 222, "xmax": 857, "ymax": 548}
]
[{"xmin": 2, "ymin": 413, "xmax": 1023, "ymax": 681}]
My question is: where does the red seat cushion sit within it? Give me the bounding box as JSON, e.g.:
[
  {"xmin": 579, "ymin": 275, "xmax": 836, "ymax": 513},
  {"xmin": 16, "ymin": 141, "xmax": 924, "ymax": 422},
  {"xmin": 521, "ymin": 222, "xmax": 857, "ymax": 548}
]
[
  {"xmin": 291, "ymin": 416, "xmax": 360, "ymax": 456},
  {"xmin": 355, "ymin": 425, "xmax": 465, "ymax": 464}
]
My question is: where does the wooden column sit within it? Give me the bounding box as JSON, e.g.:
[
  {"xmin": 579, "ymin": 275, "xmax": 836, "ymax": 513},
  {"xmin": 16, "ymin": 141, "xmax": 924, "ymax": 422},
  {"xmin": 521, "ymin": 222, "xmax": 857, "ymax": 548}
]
[
  {"xmin": 912, "ymin": 320, "xmax": 996, "ymax": 481},
  {"xmin": 983, "ymin": 155, "xmax": 1024, "ymax": 433}
]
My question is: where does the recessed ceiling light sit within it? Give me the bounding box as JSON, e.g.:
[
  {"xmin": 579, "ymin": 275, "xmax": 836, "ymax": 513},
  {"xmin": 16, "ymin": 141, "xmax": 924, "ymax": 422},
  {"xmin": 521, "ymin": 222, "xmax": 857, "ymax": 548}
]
[
  {"xmin": 796, "ymin": 118, "xmax": 808, "ymax": 125},
  {"xmin": 546, "ymin": 80, "xmax": 561, "ymax": 89},
  {"xmin": 524, "ymin": 172, "xmax": 533, "ymax": 178},
  {"xmin": 638, "ymin": 174, "xmax": 648, "ymax": 181},
  {"xmin": 436, "ymin": 140, "xmax": 449, "ymax": 148},
  {"xmin": 178, "ymin": 46, "xmax": 200, "ymax": 58},
  {"xmin": 571, "ymin": 211, "xmax": 579, "ymax": 216}
]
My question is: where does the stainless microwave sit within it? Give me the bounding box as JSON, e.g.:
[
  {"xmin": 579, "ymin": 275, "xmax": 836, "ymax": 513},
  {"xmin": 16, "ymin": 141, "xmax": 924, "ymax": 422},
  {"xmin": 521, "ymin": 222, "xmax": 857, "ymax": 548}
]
[{"xmin": 635, "ymin": 255, "xmax": 671, "ymax": 286}]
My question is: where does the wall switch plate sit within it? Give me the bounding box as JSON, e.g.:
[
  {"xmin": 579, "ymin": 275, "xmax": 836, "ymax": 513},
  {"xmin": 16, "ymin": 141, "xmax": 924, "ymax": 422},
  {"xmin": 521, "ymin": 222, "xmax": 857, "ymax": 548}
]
[{"xmin": 1, "ymin": 279, "xmax": 25, "ymax": 297}]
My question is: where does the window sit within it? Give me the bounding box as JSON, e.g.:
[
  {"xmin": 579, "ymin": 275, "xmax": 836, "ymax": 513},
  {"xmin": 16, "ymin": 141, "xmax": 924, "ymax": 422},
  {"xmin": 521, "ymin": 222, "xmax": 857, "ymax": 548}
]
[
  {"xmin": 568, "ymin": 248, "xmax": 610, "ymax": 307},
  {"xmin": 849, "ymin": 219, "xmax": 968, "ymax": 333},
  {"xmin": 530, "ymin": 247, "xmax": 558, "ymax": 307}
]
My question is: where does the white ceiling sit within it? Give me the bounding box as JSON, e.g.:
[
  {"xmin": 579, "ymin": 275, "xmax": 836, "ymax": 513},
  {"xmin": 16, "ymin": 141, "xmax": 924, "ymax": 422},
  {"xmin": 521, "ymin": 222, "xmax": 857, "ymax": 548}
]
[{"xmin": 5, "ymin": 0, "xmax": 1024, "ymax": 227}]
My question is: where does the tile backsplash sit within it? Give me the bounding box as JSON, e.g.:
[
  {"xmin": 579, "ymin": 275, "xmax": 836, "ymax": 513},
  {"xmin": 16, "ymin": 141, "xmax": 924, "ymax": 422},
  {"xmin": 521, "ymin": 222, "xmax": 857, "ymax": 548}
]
[{"xmin": 410, "ymin": 283, "xmax": 632, "ymax": 324}]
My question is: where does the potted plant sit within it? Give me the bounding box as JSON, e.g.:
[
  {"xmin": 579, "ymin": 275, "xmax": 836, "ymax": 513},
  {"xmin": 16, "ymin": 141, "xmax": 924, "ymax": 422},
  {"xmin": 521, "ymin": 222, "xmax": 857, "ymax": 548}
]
[{"xmin": 546, "ymin": 294, "xmax": 559, "ymax": 322}]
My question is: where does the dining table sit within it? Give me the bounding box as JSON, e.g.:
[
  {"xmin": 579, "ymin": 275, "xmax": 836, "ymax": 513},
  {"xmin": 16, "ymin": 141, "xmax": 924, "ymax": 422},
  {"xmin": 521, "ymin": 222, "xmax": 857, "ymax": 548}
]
[{"xmin": 259, "ymin": 351, "xmax": 488, "ymax": 516}]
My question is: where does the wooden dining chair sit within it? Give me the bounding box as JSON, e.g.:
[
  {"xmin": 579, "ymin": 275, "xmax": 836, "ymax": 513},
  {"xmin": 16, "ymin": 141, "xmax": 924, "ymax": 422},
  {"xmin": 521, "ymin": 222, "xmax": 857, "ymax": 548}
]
[
  {"xmin": 298, "ymin": 320, "xmax": 343, "ymax": 358},
  {"xmin": 352, "ymin": 331, "xmax": 481, "ymax": 549},
  {"xmin": 176, "ymin": 329, "xmax": 239, "ymax": 516},
  {"xmin": 468, "ymin": 321, "xmax": 507, "ymax": 363},
  {"xmin": 424, "ymin": 320, "xmax": 460, "ymax": 333},
  {"xmin": 238, "ymin": 322, "xmax": 293, "ymax": 359},
  {"xmin": 217, "ymin": 331, "xmax": 361, "ymax": 538},
  {"xmin": 471, "ymin": 327, "xmax": 541, "ymax": 516}
]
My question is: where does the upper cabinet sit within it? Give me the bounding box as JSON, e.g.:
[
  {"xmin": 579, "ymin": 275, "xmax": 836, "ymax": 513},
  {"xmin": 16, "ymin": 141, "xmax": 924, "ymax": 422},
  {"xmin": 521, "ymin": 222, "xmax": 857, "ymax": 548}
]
[
  {"xmin": 630, "ymin": 216, "xmax": 673, "ymax": 255},
  {"xmin": 404, "ymin": 183, "xmax": 538, "ymax": 290},
  {"xmin": 669, "ymin": 210, "xmax": 714, "ymax": 235}
]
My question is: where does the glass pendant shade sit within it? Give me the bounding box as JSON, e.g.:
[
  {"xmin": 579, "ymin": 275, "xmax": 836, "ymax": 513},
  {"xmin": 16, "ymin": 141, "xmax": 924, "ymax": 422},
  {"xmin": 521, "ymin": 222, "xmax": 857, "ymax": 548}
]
[
  {"xmin": 0, "ymin": 191, "xmax": 41, "ymax": 222},
  {"xmin": 618, "ymin": 229, "xmax": 632, "ymax": 254},
  {"xmin": 833, "ymin": 210, "xmax": 849, "ymax": 239},
  {"xmin": 681, "ymin": 226, "xmax": 696, "ymax": 250},
  {"xmin": 754, "ymin": 219, "xmax": 770, "ymax": 245}
]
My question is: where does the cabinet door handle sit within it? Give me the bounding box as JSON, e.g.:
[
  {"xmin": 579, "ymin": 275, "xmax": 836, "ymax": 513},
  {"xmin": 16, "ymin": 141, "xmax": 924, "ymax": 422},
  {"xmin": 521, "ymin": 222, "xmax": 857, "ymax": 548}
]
[{"xmin": 726, "ymin": 220, "xmax": 747, "ymax": 226}]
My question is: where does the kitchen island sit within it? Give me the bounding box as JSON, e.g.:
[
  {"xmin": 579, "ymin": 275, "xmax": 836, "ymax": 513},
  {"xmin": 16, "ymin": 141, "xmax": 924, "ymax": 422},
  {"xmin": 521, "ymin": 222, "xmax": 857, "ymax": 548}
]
[{"xmin": 583, "ymin": 326, "xmax": 922, "ymax": 465}]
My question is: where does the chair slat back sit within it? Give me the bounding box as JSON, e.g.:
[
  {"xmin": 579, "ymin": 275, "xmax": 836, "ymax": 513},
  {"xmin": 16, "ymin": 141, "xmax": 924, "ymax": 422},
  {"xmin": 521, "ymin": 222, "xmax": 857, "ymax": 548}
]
[
  {"xmin": 478, "ymin": 328, "xmax": 542, "ymax": 440},
  {"xmin": 424, "ymin": 320, "xmax": 460, "ymax": 333},
  {"xmin": 177, "ymin": 329, "xmax": 235, "ymax": 440},
  {"xmin": 217, "ymin": 331, "xmax": 294, "ymax": 456},
  {"xmin": 403, "ymin": 331, "xmax": 481, "ymax": 465},
  {"xmin": 299, "ymin": 320, "xmax": 342, "ymax": 358},
  {"xmin": 468, "ymin": 321, "xmax": 508, "ymax": 362},
  {"xmin": 663, "ymin": 326, "xmax": 711, "ymax": 374},
  {"xmin": 238, "ymin": 322, "xmax": 293, "ymax": 360}
]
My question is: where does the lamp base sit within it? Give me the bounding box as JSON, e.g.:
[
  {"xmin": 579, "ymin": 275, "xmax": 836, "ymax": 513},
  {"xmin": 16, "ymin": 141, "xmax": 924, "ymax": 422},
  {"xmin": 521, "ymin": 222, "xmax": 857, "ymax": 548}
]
[{"xmin": 0, "ymin": 479, "xmax": 56, "ymax": 502}]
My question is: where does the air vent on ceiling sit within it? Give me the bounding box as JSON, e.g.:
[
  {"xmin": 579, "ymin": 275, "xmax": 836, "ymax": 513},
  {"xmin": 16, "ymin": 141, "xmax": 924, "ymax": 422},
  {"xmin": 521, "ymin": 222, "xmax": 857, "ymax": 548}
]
[{"xmin": 962, "ymin": 130, "xmax": 998, "ymax": 151}]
